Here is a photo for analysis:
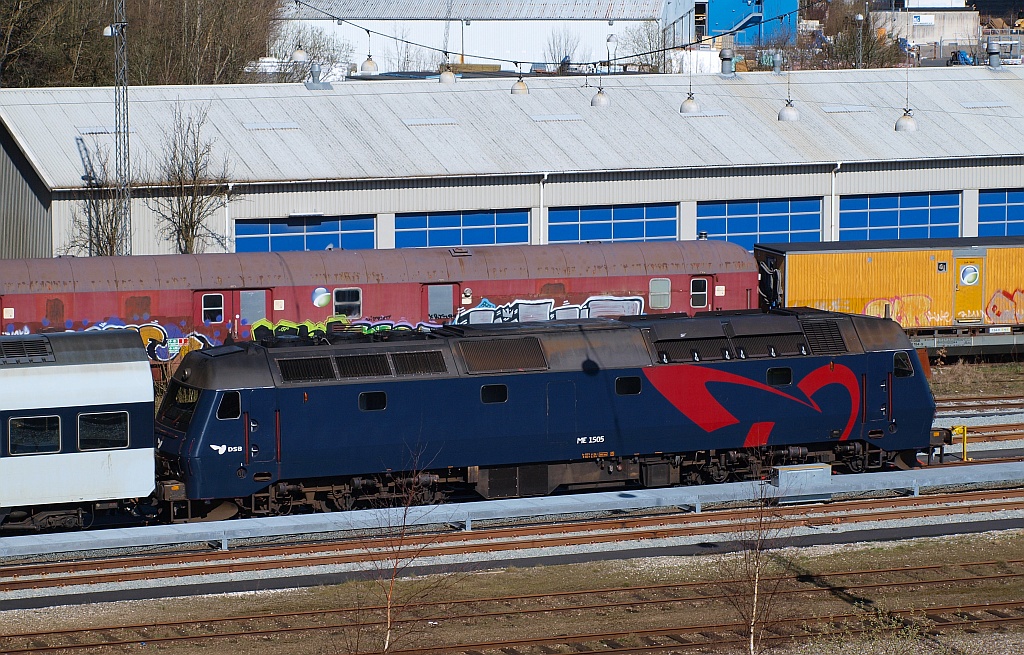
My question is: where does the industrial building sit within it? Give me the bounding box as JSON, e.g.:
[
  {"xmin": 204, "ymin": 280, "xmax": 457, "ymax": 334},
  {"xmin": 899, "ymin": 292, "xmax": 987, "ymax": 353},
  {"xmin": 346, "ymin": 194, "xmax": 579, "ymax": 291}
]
[{"xmin": 0, "ymin": 58, "xmax": 1022, "ymax": 260}]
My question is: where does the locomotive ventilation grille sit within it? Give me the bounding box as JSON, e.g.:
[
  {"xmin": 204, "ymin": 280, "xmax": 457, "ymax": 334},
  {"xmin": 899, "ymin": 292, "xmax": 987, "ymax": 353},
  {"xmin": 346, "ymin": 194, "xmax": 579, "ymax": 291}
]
[
  {"xmin": 336, "ymin": 353, "xmax": 392, "ymax": 378},
  {"xmin": 391, "ymin": 351, "xmax": 447, "ymax": 376},
  {"xmin": 0, "ymin": 337, "xmax": 54, "ymax": 365},
  {"xmin": 655, "ymin": 334, "xmax": 810, "ymax": 363},
  {"xmin": 801, "ymin": 320, "xmax": 847, "ymax": 355},
  {"xmin": 460, "ymin": 337, "xmax": 548, "ymax": 374},
  {"xmin": 278, "ymin": 357, "xmax": 336, "ymax": 382}
]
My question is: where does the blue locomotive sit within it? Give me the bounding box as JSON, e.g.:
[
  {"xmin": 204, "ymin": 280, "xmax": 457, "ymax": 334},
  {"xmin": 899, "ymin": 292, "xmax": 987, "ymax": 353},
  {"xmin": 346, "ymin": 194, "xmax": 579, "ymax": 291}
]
[{"xmin": 154, "ymin": 308, "xmax": 937, "ymax": 522}]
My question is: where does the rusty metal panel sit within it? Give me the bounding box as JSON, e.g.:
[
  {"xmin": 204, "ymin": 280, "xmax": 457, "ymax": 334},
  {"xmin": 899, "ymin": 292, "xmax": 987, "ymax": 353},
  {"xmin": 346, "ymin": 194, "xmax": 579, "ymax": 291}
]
[
  {"xmin": 69, "ymin": 256, "xmax": 118, "ymax": 294},
  {"xmin": 23, "ymin": 258, "xmax": 75, "ymax": 294},
  {"xmin": 0, "ymin": 258, "xmax": 33, "ymax": 295},
  {"xmin": 150, "ymin": 255, "xmax": 203, "ymax": 292},
  {"xmin": 396, "ymin": 247, "xmax": 459, "ymax": 285},
  {"xmin": 192, "ymin": 253, "xmax": 245, "ymax": 290},
  {"xmin": 519, "ymin": 244, "xmax": 573, "ymax": 280},
  {"xmin": 237, "ymin": 252, "xmax": 312, "ymax": 289}
]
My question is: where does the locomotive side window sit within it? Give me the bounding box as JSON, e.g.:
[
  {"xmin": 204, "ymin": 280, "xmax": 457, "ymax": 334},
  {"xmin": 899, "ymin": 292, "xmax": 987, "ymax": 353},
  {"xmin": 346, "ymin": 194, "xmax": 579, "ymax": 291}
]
[
  {"xmin": 359, "ymin": 391, "xmax": 387, "ymax": 411},
  {"xmin": 334, "ymin": 288, "xmax": 362, "ymax": 318},
  {"xmin": 616, "ymin": 376, "xmax": 642, "ymax": 395},
  {"xmin": 78, "ymin": 412, "xmax": 129, "ymax": 450},
  {"xmin": 894, "ymin": 351, "xmax": 915, "ymax": 378},
  {"xmin": 649, "ymin": 278, "xmax": 671, "ymax": 310},
  {"xmin": 481, "ymin": 384, "xmax": 508, "ymax": 404},
  {"xmin": 9, "ymin": 416, "xmax": 60, "ymax": 455},
  {"xmin": 766, "ymin": 367, "xmax": 792, "ymax": 386},
  {"xmin": 217, "ymin": 391, "xmax": 241, "ymax": 420},
  {"xmin": 202, "ymin": 293, "xmax": 224, "ymax": 323},
  {"xmin": 158, "ymin": 381, "xmax": 200, "ymax": 432},
  {"xmin": 690, "ymin": 279, "xmax": 708, "ymax": 309}
]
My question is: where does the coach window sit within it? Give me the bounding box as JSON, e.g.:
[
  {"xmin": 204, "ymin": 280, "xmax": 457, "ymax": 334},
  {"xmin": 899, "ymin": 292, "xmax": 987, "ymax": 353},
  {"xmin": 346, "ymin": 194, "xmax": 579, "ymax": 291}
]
[
  {"xmin": 690, "ymin": 279, "xmax": 708, "ymax": 309},
  {"xmin": 334, "ymin": 288, "xmax": 361, "ymax": 318},
  {"xmin": 481, "ymin": 384, "xmax": 508, "ymax": 404},
  {"xmin": 766, "ymin": 367, "xmax": 792, "ymax": 387},
  {"xmin": 359, "ymin": 391, "xmax": 387, "ymax": 411},
  {"xmin": 616, "ymin": 376, "xmax": 642, "ymax": 395},
  {"xmin": 9, "ymin": 416, "xmax": 60, "ymax": 455},
  {"xmin": 202, "ymin": 293, "xmax": 224, "ymax": 323},
  {"xmin": 649, "ymin": 278, "xmax": 671, "ymax": 310},
  {"xmin": 217, "ymin": 391, "xmax": 241, "ymax": 420},
  {"xmin": 79, "ymin": 412, "xmax": 129, "ymax": 450},
  {"xmin": 894, "ymin": 351, "xmax": 915, "ymax": 378}
]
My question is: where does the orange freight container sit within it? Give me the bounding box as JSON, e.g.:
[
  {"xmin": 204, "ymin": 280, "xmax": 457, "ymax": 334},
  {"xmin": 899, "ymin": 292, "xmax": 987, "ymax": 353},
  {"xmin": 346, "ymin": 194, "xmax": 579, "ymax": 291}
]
[{"xmin": 754, "ymin": 237, "xmax": 1024, "ymax": 356}]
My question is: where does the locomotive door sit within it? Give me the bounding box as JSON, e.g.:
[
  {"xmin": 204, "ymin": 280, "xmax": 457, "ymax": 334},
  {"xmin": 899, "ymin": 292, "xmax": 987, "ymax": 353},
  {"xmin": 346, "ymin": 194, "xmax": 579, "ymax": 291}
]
[
  {"xmin": 422, "ymin": 284, "xmax": 459, "ymax": 324},
  {"xmin": 952, "ymin": 255, "xmax": 984, "ymax": 324},
  {"xmin": 240, "ymin": 390, "xmax": 279, "ymax": 470},
  {"xmin": 192, "ymin": 290, "xmax": 271, "ymax": 341}
]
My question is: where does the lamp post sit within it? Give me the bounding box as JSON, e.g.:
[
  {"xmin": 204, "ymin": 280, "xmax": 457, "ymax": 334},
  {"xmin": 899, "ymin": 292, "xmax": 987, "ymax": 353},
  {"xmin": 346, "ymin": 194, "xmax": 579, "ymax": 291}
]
[
  {"xmin": 103, "ymin": 0, "xmax": 130, "ymax": 256},
  {"xmin": 606, "ymin": 34, "xmax": 618, "ymax": 73},
  {"xmin": 855, "ymin": 13, "xmax": 864, "ymax": 69}
]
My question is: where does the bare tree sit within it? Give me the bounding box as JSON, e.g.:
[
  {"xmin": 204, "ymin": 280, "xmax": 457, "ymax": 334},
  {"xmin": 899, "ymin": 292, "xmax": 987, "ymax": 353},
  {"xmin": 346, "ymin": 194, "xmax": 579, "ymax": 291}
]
[
  {"xmin": 619, "ymin": 20, "xmax": 666, "ymax": 72},
  {"xmin": 63, "ymin": 139, "xmax": 131, "ymax": 257},
  {"xmin": 269, "ymin": 23, "xmax": 354, "ymax": 82},
  {"xmin": 389, "ymin": 23, "xmax": 439, "ymax": 72},
  {"xmin": 545, "ymin": 24, "xmax": 581, "ymax": 70},
  {"xmin": 0, "ymin": 0, "xmax": 68, "ymax": 86},
  {"xmin": 145, "ymin": 104, "xmax": 233, "ymax": 254},
  {"xmin": 819, "ymin": 3, "xmax": 906, "ymax": 69}
]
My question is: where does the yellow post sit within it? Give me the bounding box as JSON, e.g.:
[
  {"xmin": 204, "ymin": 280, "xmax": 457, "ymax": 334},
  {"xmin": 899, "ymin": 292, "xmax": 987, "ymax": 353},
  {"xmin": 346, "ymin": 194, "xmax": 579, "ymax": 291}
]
[{"xmin": 953, "ymin": 425, "xmax": 971, "ymax": 462}]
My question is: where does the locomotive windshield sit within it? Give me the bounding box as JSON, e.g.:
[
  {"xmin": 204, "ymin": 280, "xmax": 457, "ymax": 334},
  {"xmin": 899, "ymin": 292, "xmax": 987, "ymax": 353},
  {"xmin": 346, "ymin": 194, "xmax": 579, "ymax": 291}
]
[{"xmin": 157, "ymin": 380, "xmax": 201, "ymax": 432}]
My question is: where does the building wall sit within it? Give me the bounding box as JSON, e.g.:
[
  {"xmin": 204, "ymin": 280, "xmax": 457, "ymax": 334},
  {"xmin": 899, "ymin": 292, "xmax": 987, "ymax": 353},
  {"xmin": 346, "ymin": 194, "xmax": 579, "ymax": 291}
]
[{"xmin": 0, "ymin": 125, "xmax": 50, "ymax": 259}]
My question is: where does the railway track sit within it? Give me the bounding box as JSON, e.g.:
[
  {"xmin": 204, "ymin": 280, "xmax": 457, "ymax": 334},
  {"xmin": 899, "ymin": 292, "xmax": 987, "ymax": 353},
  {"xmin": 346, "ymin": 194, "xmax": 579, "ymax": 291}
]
[
  {"xmin": 935, "ymin": 394, "xmax": 1024, "ymax": 416},
  {"xmin": 4, "ymin": 560, "xmax": 1024, "ymax": 653}
]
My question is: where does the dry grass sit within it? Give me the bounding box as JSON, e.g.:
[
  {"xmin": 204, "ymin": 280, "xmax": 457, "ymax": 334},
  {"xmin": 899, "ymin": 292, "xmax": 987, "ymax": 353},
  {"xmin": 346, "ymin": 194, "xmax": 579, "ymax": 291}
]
[{"xmin": 928, "ymin": 360, "xmax": 1024, "ymax": 397}]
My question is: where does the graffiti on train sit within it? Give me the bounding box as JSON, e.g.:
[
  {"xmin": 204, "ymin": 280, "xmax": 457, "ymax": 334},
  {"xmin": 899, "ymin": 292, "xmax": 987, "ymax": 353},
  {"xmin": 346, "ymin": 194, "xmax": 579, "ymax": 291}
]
[
  {"xmin": 3, "ymin": 319, "xmax": 214, "ymax": 363},
  {"xmin": 987, "ymin": 288, "xmax": 1024, "ymax": 323},
  {"xmin": 454, "ymin": 295, "xmax": 645, "ymax": 325}
]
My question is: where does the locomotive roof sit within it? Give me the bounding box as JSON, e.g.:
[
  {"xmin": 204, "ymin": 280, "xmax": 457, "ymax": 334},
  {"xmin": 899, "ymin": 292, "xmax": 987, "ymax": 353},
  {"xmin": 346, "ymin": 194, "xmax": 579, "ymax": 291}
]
[
  {"xmin": 756, "ymin": 235, "xmax": 1024, "ymax": 255},
  {"xmin": 0, "ymin": 240, "xmax": 752, "ymax": 294},
  {"xmin": 0, "ymin": 329, "xmax": 148, "ymax": 367}
]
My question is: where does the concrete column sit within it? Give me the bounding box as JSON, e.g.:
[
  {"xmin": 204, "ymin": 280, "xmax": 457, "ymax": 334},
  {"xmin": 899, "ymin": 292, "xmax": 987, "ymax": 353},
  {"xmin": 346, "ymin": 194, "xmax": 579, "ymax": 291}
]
[
  {"xmin": 376, "ymin": 212, "xmax": 396, "ymax": 249},
  {"xmin": 678, "ymin": 200, "xmax": 697, "ymax": 240},
  {"xmin": 961, "ymin": 188, "xmax": 979, "ymax": 237}
]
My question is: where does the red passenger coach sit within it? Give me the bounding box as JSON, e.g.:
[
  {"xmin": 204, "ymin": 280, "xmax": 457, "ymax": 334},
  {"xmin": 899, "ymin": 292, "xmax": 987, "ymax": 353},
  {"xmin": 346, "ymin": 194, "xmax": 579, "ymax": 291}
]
[{"xmin": 0, "ymin": 241, "xmax": 757, "ymax": 366}]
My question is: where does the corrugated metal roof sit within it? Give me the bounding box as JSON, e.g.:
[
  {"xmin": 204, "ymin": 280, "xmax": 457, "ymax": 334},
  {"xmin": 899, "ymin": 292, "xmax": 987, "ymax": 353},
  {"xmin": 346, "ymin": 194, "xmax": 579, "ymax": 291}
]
[
  {"xmin": 2, "ymin": 66, "xmax": 1024, "ymax": 191},
  {"xmin": 286, "ymin": 0, "xmax": 662, "ymax": 21}
]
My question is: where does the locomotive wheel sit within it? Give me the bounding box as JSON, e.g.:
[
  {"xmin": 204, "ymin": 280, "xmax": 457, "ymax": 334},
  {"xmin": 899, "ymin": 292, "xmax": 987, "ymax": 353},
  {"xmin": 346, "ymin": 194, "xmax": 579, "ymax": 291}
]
[{"xmin": 703, "ymin": 465, "xmax": 729, "ymax": 484}]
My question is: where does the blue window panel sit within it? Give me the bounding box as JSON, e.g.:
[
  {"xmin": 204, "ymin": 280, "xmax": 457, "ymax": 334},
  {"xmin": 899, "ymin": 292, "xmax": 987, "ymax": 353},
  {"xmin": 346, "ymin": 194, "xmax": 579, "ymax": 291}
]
[
  {"xmin": 696, "ymin": 218, "xmax": 726, "ymax": 236},
  {"xmin": 790, "ymin": 198, "xmax": 820, "ymax": 213},
  {"xmin": 1008, "ymin": 222, "xmax": 1024, "ymax": 236},
  {"xmin": 1009, "ymin": 205, "xmax": 1024, "ymax": 221},
  {"xmin": 340, "ymin": 232, "xmax": 374, "ymax": 250},
  {"xmin": 645, "ymin": 203, "xmax": 677, "ymax": 219},
  {"xmin": 930, "ymin": 192, "xmax": 960, "ymax": 207},
  {"xmin": 580, "ymin": 222, "xmax": 612, "ymax": 241},
  {"xmin": 979, "ymin": 206, "xmax": 1007, "ymax": 223},
  {"xmin": 759, "ymin": 215, "xmax": 789, "ymax": 233},
  {"xmin": 462, "ymin": 211, "xmax": 495, "ymax": 227},
  {"xmin": 868, "ymin": 195, "xmax": 898, "ymax": 210},
  {"xmin": 549, "ymin": 223, "xmax": 580, "ymax": 242},
  {"xmin": 897, "ymin": 209, "xmax": 926, "ymax": 226},
  {"xmin": 429, "ymin": 212, "xmax": 462, "ymax": 228},
  {"xmin": 235, "ymin": 220, "xmax": 270, "ymax": 236},
  {"xmin": 1007, "ymin": 190, "xmax": 1024, "ymax": 204},
  {"xmin": 645, "ymin": 219, "xmax": 677, "ymax": 238},
  {"xmin": 580, "ymin": 207, "xmax": 611, "ymax": 223},
  {"xmin": 428, "ymin": 229, "xmax": 461, "ymax": 247},
  {"xmin": 789, "ymin": 230, "xmax": 821, "ymax": 242},
  {"xmin": 462, "ymin": 227, "xmax": 496, "ymax": 245},
  {"xmin": 979, "ymin": 190, "xmax": 1006, "ymax": 205},
  {"xmin": 929, "ymin": 207, "xmax": 960, "ymax": 224},
  {"xmin": 306, "ymin": 218, "xmax": 341, "ymax": 233},
  {"xmin": 341, "ymin": 217, "xmax": 374, "ymax": 231},
  {"xmin": 235, "ymin": 236, "xmax": 270, "ymax": 252},
  {"xmin": 548, "ymin": 208, "xmax": 579, "ymax": 223},
  {"xmin": 790, "ymin": 213, "xmax": 821, "ymax": 231},
  {"xmin": 978, "ymin": 223, "xmax": 1006, "ymax": 237},
  {"xmin": 306, "ymin": 234, "xmax": 339, "ymax": 250},
  {"xmin": 840, "ymin": 211, "xmax": 868, "ymax": 229},
  {"xmin": 270, "ymin": 220, "xmax": 305, "ymax": 234},
  {"xmin": 727, "ymin": 201, "xmax": 758, "ymax": 216},
  {"xmin": 727, "ymin": 217, "xmax": 758, "ymax": 234},
  {"xmin": 869, "ymin": 228, "xmax": 898, "ymax": 240},
  {"xmin": 729, "ymin": 234, "xmax": 757, "ymax": 251},
  {"xmin": 613, "ymin": 220, "xmax": 644, "ymax": 239},
  {"xmin": 839, "ymin": 229, "xmax": 868, "ymax": 241},
  {"xmin": 396, "ymin": 214, "xmax": 427, "ymax": 229},
  {"xmin": 899, "ymin": 194, "xmax": 929, "ymax": 208},
  {"xmin": 929, "ymin": 224, "xmax": 960, "ymax": 238},
  {"xmin": 697, "ymin": 201, "xmax": 728, "ymax": 217},
  {"xmin": 270, "ymin": 235, "xmax": 305, "ymax": 250},
  {"xmin": 900, "ymin": 227, "xmax": 929, "ymax": 240},
  {"xmin": 496, "ymin": 226, "xmax": 529, "ymax": 243},
  {"xmin": 614, "ymin": 205, "xmax": 644, "ymax": 220},
  {"xmin": 840, "ymin": 196, "xmax": 869, "ymax": 211},
  {"xmin": 759, "ymin": 200, "xmax": 789, "ymax": 215},
  {"xmin": 497, "ymin": 210, "xmax": 529, "ymax": 225},
  {"xmin": 395, "ymin": 230, "xmax": 428, "ymax": 248},
  {"xmin": 871, "ymin": 210, "xmax": 900, "ymax": 227}
]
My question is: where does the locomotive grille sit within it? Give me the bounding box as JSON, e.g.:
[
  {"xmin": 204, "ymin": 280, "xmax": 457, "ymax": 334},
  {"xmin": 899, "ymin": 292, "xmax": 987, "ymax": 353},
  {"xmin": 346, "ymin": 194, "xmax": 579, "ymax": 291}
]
[
  {"xmin": 278, "ymin": 357, "xmax": 336, "ymax": 382},
  {"xmin": 802, "ymin": 320, "xmax": 848, "ymax": 355},
  {"xmin": 732, "ymin": 334, "xmax": 807, "ymax": 358},
  {"xmin": 0, "ymin": 337, "xmax": 54, "ymax": 364},
  {"xmin": 460, "ymin": 337, "xmax": 547, "ymax": 374},
  {"xmin": 336, "ymin": 354, "xmax": 392, "ymax": 378},
  {"xmin": 656, "ymin": 338, "xmax": 732, "ymax": 362},
  {"xmin": 392, "ymin": 350, "xmax": 447, "ymax": 376}
]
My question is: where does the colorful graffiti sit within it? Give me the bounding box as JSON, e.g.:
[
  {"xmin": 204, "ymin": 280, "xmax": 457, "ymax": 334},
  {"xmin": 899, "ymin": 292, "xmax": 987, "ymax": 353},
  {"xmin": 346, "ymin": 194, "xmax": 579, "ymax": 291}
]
[
  {"xmin": 454, "ymin": 295, "xmax": 645, "ymax": 325},
  {"xmin": 2, "ymin": 319, "xmax": 215, "ymax": 364},
  {"xmin": 986, "ymin": 289, "xmax": 1024, "ymax": 324},
  {"xmin": 862, "ymin": 295, "xmax": 945, "ymax": 326}
]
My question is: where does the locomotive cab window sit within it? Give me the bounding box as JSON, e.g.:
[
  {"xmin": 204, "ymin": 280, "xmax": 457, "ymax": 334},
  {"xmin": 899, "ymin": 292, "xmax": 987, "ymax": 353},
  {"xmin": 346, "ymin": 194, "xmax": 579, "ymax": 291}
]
[
  {"xmin": 202, "ymin": 293, "xmax": 224, "ymax": 323},
  {"xmin": 9, "ymin": 415, "xmax": 60, "ymax": 455},
  {"xmin": 333, "ymin": 288, "xmax": 362, "ymax": 318},
  {"xmin": 217, "ymin": 391, "xmax": 241, "ymax": 420},
  {"xmin": 79, "ymin": 412, "xmax": 129, "ymax": 450},
  {"xmin": 616, "ymin": 376, "xmax": 642, "ymax": 395},
  {"xmin": 359, "ymin": 391, "xmax": 387, "ymax": 411},
  {"xmin": 158, "ymin": 381, "xmax": 200, "ymax": 432},
  {"xmin": 894, "ymin": 351, "xmax": 915, "ymax": 378},
  {"xmin": 481, "ymin": 384, "xmax": 508, "ymax": 404},
  {"xmin": 766, "ymin": 367, "xmax": 792, "ymax": 387},
  {"xmin": 649, "ymin": 278, "xmax": 671, "ymax": 310},
  {"xmin": 690, "ymin": 278, "xmax": 708, "ymax": 309}
]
